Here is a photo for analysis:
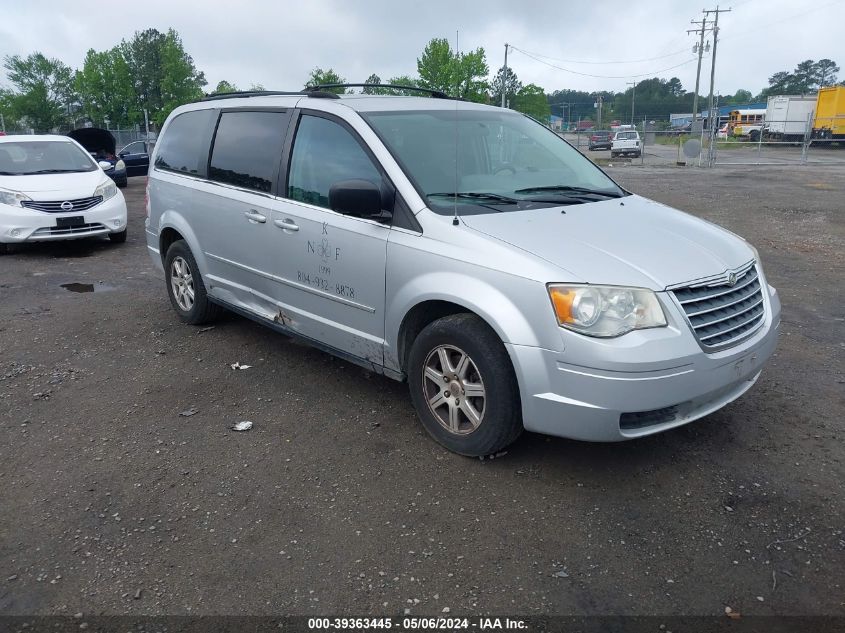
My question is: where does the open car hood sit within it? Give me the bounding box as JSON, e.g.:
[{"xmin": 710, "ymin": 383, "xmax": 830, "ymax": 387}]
[{"xmin": 68, "ymin": 128, "xmax": 116, "ymax": 155}]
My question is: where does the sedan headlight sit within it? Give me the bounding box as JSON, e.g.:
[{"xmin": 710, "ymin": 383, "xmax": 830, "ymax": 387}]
[
  {"xmin": 0, "ymin": 187, "xmax": 32, "ymax": 207},
  {"xmin": 547, "ymin": 284, "xmax": 667, "ymax": 338},
  {"xmin": 94, "ymin": 181, "xmax": 118, "ymax": 201},
  {"xmin": 115, "ymin": 159, "xmax": 126, "ymax": 171}
]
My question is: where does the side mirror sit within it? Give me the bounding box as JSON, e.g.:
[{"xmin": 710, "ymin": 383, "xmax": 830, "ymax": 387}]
[
  {"xmin": 98, "ymin": 160, "xmax": 112, "ymax": 170},
  {"xmin": 118, "ymin": 152, "xmax": 127, "ymax": 158},
  {"xmin": 329, "ymin": 179, "xmax": 384, "ymax": 218}
]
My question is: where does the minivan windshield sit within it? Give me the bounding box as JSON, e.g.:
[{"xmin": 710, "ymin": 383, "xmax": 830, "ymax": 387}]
[
  {"xmin": 362, "ymin": 109, "xmax": 624, "ymax": 214},
  {"xmin": 0, "ymin": 141, "xmax": 98, "ymax": 175}
]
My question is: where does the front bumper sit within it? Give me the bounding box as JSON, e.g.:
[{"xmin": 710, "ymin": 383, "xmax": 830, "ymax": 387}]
[
  {"xmin": 0, "ymin": 193, "xmax": 128, "ymax": 243},
  {"xmin": 508, "ymin": 283, "xmax": 781, "ymax": 441}
]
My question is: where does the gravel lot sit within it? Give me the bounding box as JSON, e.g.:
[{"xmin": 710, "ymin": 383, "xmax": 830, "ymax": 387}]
[{"xmin": 1, "ymin": 165, "xmax": 843, "ymax": 618}]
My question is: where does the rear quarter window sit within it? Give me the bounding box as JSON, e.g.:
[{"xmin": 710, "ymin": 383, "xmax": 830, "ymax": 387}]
[{"xmin": 154, "ymin": 109, "xmax": 216, "ymax": 176}]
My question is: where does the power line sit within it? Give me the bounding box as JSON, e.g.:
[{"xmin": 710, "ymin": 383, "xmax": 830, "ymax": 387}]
[
  {"xmin": 509, "ymin": 46, "xmax": 701, "ymax": 79},
  {"xmin": 509, "ymin": 46, "xmax": 692, "ymax": 65},
  {"xmin": 720, "ymin": 0, "xmax": 842, "ymax": 41}
]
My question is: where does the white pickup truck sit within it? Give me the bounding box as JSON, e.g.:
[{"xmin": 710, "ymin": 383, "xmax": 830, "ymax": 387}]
[{"xmin": 611, "ymin": 130, "xmax": 641, "ymax": 158}]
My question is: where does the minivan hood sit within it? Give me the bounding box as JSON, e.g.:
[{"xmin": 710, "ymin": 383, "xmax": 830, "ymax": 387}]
[
  {"xmin": 0, "ymin": 170, "xmax": 106, "ymax": 196},
  {"xmin": 460, "ymin": 194, "xmax": 754, "ymax": 289}
]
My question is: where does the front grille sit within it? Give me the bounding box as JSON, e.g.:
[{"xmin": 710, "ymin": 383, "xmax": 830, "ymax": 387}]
[
  {"xmin": 672, "ymin": 261, "xmax": 765, "ymax": 350},
  {"xmin": 22, "ymin": 195, "xmax": 103, "ymax": 213},
  {"xmin": 32, "ymin": 223, "xmax": 107, "ymax": 236}
]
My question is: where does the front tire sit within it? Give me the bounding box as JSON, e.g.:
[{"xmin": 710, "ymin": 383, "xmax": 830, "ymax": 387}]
[
  {"xmin": 164, "ymin": 240, "xmax": 222, "ymax": 325},
  {"xmin": 0, "ymin": 243, "xmax": 8, "ymax": 256},
  {"xmin": 407, "ymin": 314, "xmax": 523, "ymax": 456}
]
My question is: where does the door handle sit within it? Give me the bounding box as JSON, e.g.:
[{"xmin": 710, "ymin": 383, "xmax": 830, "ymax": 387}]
[
  {"xmin": 244, "ymin": 210, "xmax": 266, "ymax": 224},
  {"xmin": 273, "ymin": 218, "xmax": 300, "ymax": 232}
]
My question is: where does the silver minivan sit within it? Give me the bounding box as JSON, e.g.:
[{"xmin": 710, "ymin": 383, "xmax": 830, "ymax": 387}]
[{"xmin": 145, "ymin": 88, "xmax": 780, "ymax": 456}]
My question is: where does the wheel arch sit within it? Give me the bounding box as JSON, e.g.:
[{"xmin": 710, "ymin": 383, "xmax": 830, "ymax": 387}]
[
  {"xmin": 157, "ymin": 211, "xmax": 209, "ymax": 276},
  {"xmin": 389, "ymin": 278, "xmax": 547, "ymax": 375}
]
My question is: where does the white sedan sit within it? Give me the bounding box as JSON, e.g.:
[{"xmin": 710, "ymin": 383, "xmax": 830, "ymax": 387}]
[{"xmin": 0, "ymin": 134, "xmax": 128, "ymax": 255}]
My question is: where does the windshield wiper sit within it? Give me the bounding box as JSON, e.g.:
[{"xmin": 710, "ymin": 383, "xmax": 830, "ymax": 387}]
[
  {"xmin": 26, "ymin": 169, "xmax": 86, "ymax": 174},
  {"xmin": 514, "ymin": 185, "xmax": 623, "ymax": 198},
  {"xmin": 428, "ymin": 191, "xmax": 521, "ymax": 204},
  {"xmin": 0, "ymin": 171, "xmax": 19, "ymax": 175}
]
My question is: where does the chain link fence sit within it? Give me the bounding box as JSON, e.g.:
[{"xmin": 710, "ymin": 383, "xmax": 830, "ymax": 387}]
[
  {"xmin": 559, "ymin": 118, "xmax": 845, "ymax": 168},
  {"xmin": 2, "ymin": 127, "xmax": 153, "ymax": 151}
]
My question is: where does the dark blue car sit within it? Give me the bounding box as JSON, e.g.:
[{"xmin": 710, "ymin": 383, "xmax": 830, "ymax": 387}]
[
  {"xmin": 67, "ymin": 127, "xmax": 128, "ymax": 187},
  {"xmin": 117, "ymin": 140, "xmax": 151, "ymax": 177}
]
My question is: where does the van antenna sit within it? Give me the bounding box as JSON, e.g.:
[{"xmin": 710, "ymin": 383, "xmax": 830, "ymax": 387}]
[{"xmin": 452, "ymin": 29, "xmax": 460, "ymax": 226}]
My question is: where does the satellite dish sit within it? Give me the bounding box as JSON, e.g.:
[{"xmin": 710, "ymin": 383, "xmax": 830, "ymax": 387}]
[{"xmin": 683, "ymin": 138, "xmax": 702, "ymax": 158}]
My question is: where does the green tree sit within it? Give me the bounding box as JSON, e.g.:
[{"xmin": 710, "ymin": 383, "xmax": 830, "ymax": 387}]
[
  {"xmin": 417, "ymin": 38, "xmax": 489, "ymax": 101},
  {"xmin": 731, "ymin": 89, "xmax": 753, "ymax": 104},
  {"xmin": 814, "ymin": 59, "xmax": 840, "ymax": 87},
  {"xmin": 120, "ymin": 29, "xmax": 167, "ymax": 117},
  {"xmin": 666, "ymin": 77, "xmax": 684, "ymax": 98},
  {"xmin": 362, "ymin": 73, "xmax": 382, "ymax": 94},
  {"xmin": 386, "ymin": 75, "xmax": 418, "ymax": 96},
  {"xmin": 76, "ymin": 47, "xmax": 138, "ymax": 127},
  {"xmin": 0, "ymin": 88, "xmax": 22, "ymax": 130},
  {"xmin": 513, "ymin": 84, "xmax": 550, "ymax": 122},
  {"xmin": 213, "ymin": 80, "xmax": 238, "ymax": 94},
  {"xmin": 490, "ymin": 66, "xmax": 521, "ymax": 107},
  {"xmin": 2, "ymin": 52, "xmax": 76, "ymax": 132},
  {"xmin": 157, "ymin": 29, "xmax": 206, "ymax": 125},
  {"xmin": 454, "ymin": 49, "xmax": 489, "ymax": 102},
  {"xmin": 417, "ymin": 38, "xmax": 455, "ymax": 94},
  {"xmin": 792, "ymin": 59, "xmax": 817, "ymax": 92},
  {"xmin": 305, "ymin": 68, "xmax": 347, "ymax": 93}
]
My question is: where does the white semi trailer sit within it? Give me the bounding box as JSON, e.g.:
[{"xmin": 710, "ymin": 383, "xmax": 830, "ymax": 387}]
[{"xmin": 763, "ymin": 95, "xmax": 816, "ymax": 141}]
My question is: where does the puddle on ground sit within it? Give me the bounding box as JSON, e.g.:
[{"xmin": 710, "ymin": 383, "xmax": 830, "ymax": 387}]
[{"xmin": 60, "ymin": 282, "xmax": 115, "ymax": 294}]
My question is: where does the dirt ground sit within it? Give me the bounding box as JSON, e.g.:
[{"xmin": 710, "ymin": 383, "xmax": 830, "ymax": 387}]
[{"xmin": 1, "ymin": 164, "xmax": 843, "ymax": 618}]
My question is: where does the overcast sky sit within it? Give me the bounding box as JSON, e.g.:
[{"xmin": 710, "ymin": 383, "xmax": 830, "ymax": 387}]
[{"xmin": 2, "ymin": 0, "xmax": 842, "ymax": 104}]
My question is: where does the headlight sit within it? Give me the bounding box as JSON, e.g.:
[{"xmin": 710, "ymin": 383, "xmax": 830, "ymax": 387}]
[
  {"xmin": 0, "ymin": 187, "xmax": 32, "ymax": 207},
  {"xmin": 94, "ymin": 181, "xmax": 118, "ymax": 201},
  {"xmin": 547, "ymin": 284, "xmax": 667, "ymax": 338},
  {"xmin": 115, "ymin": 160, "xmax": 126, "ymax": 171}
]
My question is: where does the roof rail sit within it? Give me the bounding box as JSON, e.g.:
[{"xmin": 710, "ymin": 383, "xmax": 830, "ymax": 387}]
[
  {"xmin": 200, "ymin": 90, "xmax": 304, "ymax": 102},
  {"xmin": 304, "ymin": 84, "xmax": 454, "ymax": 100}
]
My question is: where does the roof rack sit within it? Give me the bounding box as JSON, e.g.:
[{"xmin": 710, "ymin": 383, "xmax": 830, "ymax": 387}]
[
  {"xmin": 201, "ymin": 90, "xmax": 304, "ymax": 102},
  {"xmin": 304, "ymin": 84, "xmax": 454, "ymax": 100}
]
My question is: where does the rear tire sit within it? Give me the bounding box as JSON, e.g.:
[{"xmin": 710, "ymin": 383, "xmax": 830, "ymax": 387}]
[
  {"xmin": 0, "ymin": 243, "xmax": 8, "ymax": 255},
  {"xmin": 109, "ymin": 229, "xmax": 127, "ymax": 243},
  {"xmin": 407, "ymin": 313, "xmax": 523, "ymax": 457},
  {"xmin": 164, "ymin": 240, "xmax": 223, "ymax": 325}
]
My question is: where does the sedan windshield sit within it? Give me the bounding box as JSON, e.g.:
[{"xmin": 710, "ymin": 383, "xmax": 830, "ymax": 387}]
[
  {"xmin": 0, "ymin": 141, "xmax": 97, "ymax": 175},
  {"xmin": 362, "ymin": 108, "xmax": 624, "ymax": 214}
]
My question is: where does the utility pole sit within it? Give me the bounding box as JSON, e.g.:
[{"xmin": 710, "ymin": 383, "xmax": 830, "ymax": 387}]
[
  {"xmin": 627, "ymin": 81, "xmax": 636, "ymax": 125},
  {"xmin": 687, "ymin": 14, "xmax": 709, "ymax": 127},
  {"xmin": 704, "ymin": 6, "xmax": 730, "ymax": 166},
  {"xmin": 592, "ymin": 94, "xmax": 603, "ymax": 129},
  {"xmin": 501, "ymin": 43, "xmax": 509, "ymax": 109}
]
